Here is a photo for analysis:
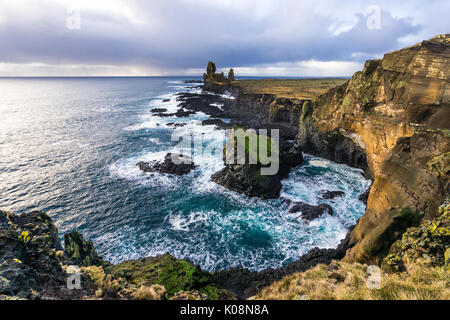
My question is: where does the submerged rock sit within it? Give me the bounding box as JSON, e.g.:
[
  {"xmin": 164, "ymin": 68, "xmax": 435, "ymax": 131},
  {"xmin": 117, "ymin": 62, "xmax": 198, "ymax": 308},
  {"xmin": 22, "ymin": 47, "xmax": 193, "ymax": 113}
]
[
  {"xmin": 151, "ymin": 108, "xmax": 196, "ymax": 118},
  {"xmin": 183, "ymin": 80, "xmax": 203, "ymax": 84},
  {"xmin": 167, "ymin": 122, "xmax": 187, "ymax": 127},
  {"xmin": 137, "ymin": 153, "xmax": 197, "ymax": 176},
  {"xmin": 288, "ymin": 202, "xmax": 334, "ymax": 221},
  {"xmin": 320, "ymin": 190, "xmax": 345, "ymax": 200},
  {"xmin": 176, "ymin": 92, "xmax": 233, "ymax": 118},
  {"xmin": 201, "ymin": 118, "xmax": 231, "ymax": 128},
  {"xmin": 151, "ymin": 108, "xmax": 168, "ymax": 113},
  {"xmin": 174, "ymin": 108, "xmax": 196, "ymax": 117}
]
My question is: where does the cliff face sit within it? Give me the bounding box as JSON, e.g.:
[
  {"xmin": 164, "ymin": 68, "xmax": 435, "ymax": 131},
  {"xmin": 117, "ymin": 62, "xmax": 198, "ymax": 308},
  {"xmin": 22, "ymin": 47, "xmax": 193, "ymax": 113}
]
[
  {"xmin": 205, "ymin": 37, "xmax": 448, "ymax": 263},
  {"xmin": 231, "ymin": 91, "xmax": 306, "ymax": 138},
  {"xmin": 299, "ymin": 34, "xmax": 450, "ymax": 263}
]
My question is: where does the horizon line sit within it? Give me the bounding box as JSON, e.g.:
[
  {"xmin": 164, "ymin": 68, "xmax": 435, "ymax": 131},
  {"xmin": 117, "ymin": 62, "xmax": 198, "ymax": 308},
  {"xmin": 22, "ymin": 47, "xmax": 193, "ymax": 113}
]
[{"xmin": 0, "ymin": 75, "xmax": 351, "ymax": 79}]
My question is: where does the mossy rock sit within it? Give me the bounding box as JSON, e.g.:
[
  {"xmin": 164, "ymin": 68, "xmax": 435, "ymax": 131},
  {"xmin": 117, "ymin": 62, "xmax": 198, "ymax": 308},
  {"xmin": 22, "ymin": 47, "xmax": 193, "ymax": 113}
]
[
  {"xmin": 445, "ymin": 248, "xmax": 450, "ymax": 267},
  {"xmin": 427, "ymin": 152, "xmax": 450, "ymax": 178},
  {"xmin": 64, "ymin": 231, "xmax": 109, "ymax": 267},
  {"xmin": 106, "ymin": 254, "xmax": 219, "ymax": 298},
  {"xmin": 383, "ymin": 204, "xmax": 450, "ymax": 271}
]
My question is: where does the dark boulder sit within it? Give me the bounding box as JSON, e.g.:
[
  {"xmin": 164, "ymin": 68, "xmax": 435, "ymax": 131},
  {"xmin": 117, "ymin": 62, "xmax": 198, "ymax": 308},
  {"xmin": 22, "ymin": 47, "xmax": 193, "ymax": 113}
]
[
  {"xmin": 288, "ymin": 202, "xmax": 334, "ymax": 221},
  {"xmin": 298, "ymin": 125, "xmax": 368, "ymax": 173},
  {"xmin": 167, "ymin": 122, "xmax": 187, "ymax": 127},
  {"xmin": 278, "ymin": 140, "xmax": 304, "ymax": 174},
  {"xmin": 137, "ymin": 153, "xmax": 197, "ymax": 176},
  {"xmin": 212, "ymin": 164, "xmax": 284, "ymax": 199},
  {"xmin": 152, "ymin": 112, "xmax": 172, "ymax": 117},
  {"xmin": 174, "ymin": 109, "xmax": 196, "ymax": 117},
  {"xmin": 151, "ymin": 108, "xmax": 168, "ymax": 113},
  {"xmin": 182, "ymin": 80, "xmax": 203, "ymax": 84}
]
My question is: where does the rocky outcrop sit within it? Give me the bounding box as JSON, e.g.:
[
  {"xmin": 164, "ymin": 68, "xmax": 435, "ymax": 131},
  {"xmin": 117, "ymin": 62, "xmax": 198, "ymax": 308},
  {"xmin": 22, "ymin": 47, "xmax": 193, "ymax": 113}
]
[
  {"xmin": 0, "ymin": 210, "xmax": 93, "ymax": 299},
  {"xmin": 176, "ymin": 92, "xmax": 233, "ymax": 117},
  {"xmin": 320, "ymin": 190, "xmax": 345, "ymax": 200},
  {"xmin": 0, "ymin": 210, "xmax": 235, "ymax": 300},
  {"xmin": 228, "ymin": 68, "xmax": 235, "ymax": 81},
  {"xmin": 64, "ymin": 231, "xmax": 109, "ymax": 268},
  {"xmin": 212, "ymin": 163, "xmax": 285, "ymax": 199},
  {"xmin": 382, "ymin": 201, "xmax": 449, "ymax": 272},
  {"xmin": 296, "ymin": 34, "xmax": 450, "ymax": 263},
  {"xmin": 288, "ymin": 202, "xmax": 334, "ymax": 221},
  {"xmin": 230, "ymin": 93, "xmax": 306, "ymax": 139},
  {"xmin": 203, "ymin": 61, "xmax": 231, "ymax": 92},
  {"xmin": 137, "ymin": 153, "xmax": 197, "ymax": 176},
  {"xmin": 211, "ymin": 135, "xmax": 304, "ymax": 199}
]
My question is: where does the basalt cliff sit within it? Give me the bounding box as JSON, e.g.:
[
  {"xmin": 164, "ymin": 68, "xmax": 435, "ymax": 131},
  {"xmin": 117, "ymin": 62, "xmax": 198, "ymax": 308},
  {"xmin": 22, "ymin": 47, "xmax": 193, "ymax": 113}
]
[{"xmin": 301, "ymin": 34, "xmax": 450, "ymax": 263}]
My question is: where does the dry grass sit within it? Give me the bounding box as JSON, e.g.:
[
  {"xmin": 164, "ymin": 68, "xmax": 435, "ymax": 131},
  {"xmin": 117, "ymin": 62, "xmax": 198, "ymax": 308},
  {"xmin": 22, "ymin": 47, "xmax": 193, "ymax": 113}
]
[
  {"xmin": 81, "ymin": 265, "xmax": 121, "ymax": 297},
  {"xmin": 132, "ymin": 285, "xmax": 166, "ymax": 300},
  {"xmin": 250, "ymin": 261, "xmax": 450, "ymax": 300},
  {"xmin": 232, "ymin": 78, "xmax": 347, "ymax": 99}
]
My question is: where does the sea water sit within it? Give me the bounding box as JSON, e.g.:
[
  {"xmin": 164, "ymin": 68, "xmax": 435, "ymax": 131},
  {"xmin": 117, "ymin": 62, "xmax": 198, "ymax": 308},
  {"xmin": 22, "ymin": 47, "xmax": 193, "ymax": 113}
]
[{"xmin": 0, "ymin": 77, "xmax": 371, "ymax": 271}]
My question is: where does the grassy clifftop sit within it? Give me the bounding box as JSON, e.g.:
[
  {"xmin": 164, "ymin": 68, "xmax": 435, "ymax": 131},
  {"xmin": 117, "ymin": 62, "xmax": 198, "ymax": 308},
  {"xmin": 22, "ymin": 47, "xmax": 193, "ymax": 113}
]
[{"xmin": 230, "ymin": 78, "xmax": 347, "ymax": 99}]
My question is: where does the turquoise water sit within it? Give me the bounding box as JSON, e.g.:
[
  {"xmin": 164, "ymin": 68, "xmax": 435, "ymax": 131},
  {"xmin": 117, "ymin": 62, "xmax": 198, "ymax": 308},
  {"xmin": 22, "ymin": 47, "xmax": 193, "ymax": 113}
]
[{"xmin": 0, "ymin": 77, "xmax": 371, "ymax": 271}]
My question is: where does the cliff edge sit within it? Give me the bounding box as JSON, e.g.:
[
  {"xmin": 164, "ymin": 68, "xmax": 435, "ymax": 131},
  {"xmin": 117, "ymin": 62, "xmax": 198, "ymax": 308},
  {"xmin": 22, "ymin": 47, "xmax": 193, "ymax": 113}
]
[{"xmin": 298, "ymin": 34, "xmax": 449, "ymax": 263}]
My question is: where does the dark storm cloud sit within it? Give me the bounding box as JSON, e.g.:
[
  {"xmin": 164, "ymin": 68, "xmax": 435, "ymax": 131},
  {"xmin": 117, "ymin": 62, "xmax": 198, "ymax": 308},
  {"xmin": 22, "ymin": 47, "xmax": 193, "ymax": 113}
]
[{"xmin": 0, "ymin": 0, "xmax": 446, "ymax": 75}]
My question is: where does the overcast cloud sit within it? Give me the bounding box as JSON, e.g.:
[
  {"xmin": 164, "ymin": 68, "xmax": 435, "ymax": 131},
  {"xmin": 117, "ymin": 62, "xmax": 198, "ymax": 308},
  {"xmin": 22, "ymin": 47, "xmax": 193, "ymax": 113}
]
[{"xmin": 0, "ymin": 0, "xmax": 448, "ymax": 76}]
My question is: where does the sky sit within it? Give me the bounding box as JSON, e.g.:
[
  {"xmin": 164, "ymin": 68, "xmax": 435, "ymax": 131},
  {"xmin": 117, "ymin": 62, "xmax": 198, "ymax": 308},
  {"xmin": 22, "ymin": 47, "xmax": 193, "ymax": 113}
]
[{"xmin": 0, "ymin": 0, "xmax": 448, "ymax": 77}]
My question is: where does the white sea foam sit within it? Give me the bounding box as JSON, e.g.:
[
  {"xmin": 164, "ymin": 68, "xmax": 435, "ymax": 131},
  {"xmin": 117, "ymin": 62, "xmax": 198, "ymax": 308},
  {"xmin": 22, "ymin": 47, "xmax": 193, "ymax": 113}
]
[
  {"xmin": 169, "ymin": 210, "xmax": 210, "ymax": 231},
  {"xmin": 106, "ymin": 83, "xmax": 372, "ymax": 272},
  {"xmin": 220, "ymin": 91, "xmax": 235, "ymax": 100},
  {"xmin": 309, "ymin": 159, "xmax": 328, "ymax": 168},
  {"xmin": 148, "ymin": 137, "xmax": 160, "ymax": 144},
  {"xmin": 210, "ymin": 102, "xmax": 224, "ymax": 109}
]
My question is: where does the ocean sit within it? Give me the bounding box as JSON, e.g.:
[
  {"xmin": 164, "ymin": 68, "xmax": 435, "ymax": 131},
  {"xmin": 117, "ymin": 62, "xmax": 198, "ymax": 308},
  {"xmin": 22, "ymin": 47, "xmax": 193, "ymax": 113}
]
[{"xmin": 0, "ymin": 77, "xmax": 371, "ymax": 271}]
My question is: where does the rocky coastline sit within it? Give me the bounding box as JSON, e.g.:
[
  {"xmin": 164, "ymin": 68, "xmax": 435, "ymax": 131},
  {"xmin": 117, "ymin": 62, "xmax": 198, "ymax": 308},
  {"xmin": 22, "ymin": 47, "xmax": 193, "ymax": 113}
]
[{"xmin": 1, "ymin": 34, "xmax": 449, "ymax": 300}]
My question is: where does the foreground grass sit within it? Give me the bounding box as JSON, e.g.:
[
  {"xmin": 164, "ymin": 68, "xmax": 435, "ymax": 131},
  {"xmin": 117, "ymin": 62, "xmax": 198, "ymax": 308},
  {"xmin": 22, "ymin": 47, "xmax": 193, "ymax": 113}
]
[
  {"xmin": 232, "ymin": 78, "xmax": 347, "ymax": 99},
  {"xmin": 252, "ymin": 204, "xmax": 450, "ymax": 300},
  {"xmin": 250, "ymin": 261, "xmax": 449, "ymax": 300}
]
